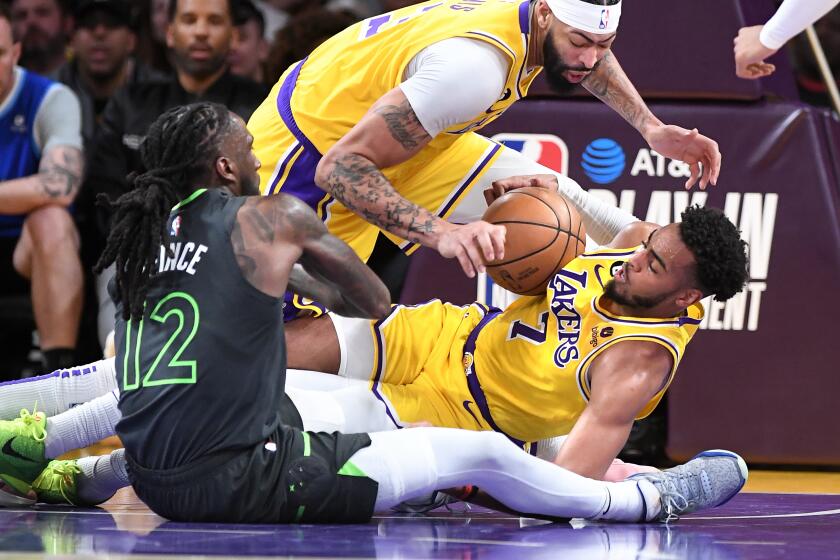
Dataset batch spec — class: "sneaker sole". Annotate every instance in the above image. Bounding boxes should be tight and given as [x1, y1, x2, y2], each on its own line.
[692, 449, 749, 506]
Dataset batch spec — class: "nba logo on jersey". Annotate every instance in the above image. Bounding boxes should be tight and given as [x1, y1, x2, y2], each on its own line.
[599, 9, 609, 30]
[490, 133, 569, 175]
[170, 215, 182, 237]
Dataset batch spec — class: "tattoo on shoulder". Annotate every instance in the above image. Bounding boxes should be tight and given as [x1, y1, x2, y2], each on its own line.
[39, 148, 82, 199]
[374, 100, 430, 151]
[230, 216, 259, 282]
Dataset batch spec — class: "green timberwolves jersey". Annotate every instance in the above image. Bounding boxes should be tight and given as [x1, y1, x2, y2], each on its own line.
[114, 189, 286, 470]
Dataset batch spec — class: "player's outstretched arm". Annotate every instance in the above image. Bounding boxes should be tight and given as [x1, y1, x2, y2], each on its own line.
[232, 194, 390, 320]
[550, 341, 673, 479]
[582, 52, 720, 190]
[313, 87, 505, 277]
[735, 0, 839, 79]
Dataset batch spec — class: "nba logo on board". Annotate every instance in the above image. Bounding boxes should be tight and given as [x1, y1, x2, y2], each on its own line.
[490, 133, 569, 175]
[599, 9, 609, 30]
[170, 215, 181, 237]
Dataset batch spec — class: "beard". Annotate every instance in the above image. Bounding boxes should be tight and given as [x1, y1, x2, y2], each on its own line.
[542, 37, 600, 95]
[171, 47, 228, 81]
[20, 30, 67, 72]
[240, 173, 261, 197]
[603, 279, 670, 310]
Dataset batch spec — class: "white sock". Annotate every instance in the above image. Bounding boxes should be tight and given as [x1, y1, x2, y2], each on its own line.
[0, 358, 118, 418]
[347, 428, 652, 521]
[76, 448, 130, 505]
[44, 390, 121, 458]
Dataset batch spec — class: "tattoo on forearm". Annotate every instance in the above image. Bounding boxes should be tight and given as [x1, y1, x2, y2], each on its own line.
[39, 149, 82, 199]
[373, 100, 430, 151]
[326, 153, 436, 243]
[582, 52, 649, 132]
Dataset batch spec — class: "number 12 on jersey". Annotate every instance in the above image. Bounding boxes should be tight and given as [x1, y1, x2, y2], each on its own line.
[122, 291, 200, 391]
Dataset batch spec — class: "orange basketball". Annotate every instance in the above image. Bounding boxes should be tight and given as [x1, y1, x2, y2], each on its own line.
[483, 187, 586, 295]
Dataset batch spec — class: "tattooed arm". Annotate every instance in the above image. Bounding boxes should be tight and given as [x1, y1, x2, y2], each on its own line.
[583, 52, 721, 190]
[0, 145, 84, 214]
[232, 193, 390, 319]
[314, 87, 506, 277]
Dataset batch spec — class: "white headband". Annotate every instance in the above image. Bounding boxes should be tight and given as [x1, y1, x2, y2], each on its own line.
[544, 0, 621, 35]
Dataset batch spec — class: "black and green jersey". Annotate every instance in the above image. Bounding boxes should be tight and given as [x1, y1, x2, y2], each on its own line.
[114, 189, 286, 470]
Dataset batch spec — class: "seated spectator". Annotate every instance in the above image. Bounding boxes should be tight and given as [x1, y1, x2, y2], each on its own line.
[265, 7, 359, 85]
[57, 0, 163, 147]
[83, 0, 267, 348]
[9, 0, 72, 78]
[134, 0, 173, 75]
[0, 4, 84, 373]
[229, 0, 269, 85]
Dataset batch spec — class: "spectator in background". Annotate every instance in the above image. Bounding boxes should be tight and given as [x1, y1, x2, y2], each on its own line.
[83, 0, 267, 349]
[134, 0, 172, 75]
[229, 0, 269, 84]
[265, 7, 358, 85]
[57, 0, 162, 147]
[733, 0, 839, 79]
[9, 0, 72, 78]
[0, 4, 84, 373]
[252, 0, 287, 41]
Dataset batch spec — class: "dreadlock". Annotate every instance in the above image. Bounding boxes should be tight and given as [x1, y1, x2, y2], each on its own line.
[94, 102, 233, 320]
[679, 205, 749, 302]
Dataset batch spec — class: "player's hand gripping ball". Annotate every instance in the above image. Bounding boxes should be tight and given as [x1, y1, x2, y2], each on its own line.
[482, 187, 586, 295]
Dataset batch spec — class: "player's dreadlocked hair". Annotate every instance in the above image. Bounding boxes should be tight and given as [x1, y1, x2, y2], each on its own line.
[93, 102, 233, 321]
[679, 205, 749, 302]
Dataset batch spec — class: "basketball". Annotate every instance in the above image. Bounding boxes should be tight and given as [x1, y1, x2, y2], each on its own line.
[482, 187, 586, 295]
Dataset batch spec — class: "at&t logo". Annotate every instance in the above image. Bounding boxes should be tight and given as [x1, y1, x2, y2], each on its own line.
[581, 138, 625, 184]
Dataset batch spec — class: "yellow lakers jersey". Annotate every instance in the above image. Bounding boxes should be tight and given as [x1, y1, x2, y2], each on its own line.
[288, 0, 540, 154]
[470, 246, 705, 443]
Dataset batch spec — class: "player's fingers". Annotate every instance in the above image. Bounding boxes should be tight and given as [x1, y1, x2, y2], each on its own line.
[491, 176, 527, 192]
[490, 225, 506, 261]
[685, 162, 701, 190]
[699, 159, 711, 190]
[462, 237, 486, 275]
[453, 245, 475, 278]
[710, 147, 722, 186]
[483, 188, 495, 206]
[474, 229, 497, 263]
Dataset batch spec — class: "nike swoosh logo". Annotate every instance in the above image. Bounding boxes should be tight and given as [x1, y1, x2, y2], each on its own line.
[2, 437, 38, 464]
[462, 400, 480, 424]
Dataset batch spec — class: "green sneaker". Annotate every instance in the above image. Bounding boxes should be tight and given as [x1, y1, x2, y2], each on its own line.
[32, 460, 83, 506]
[0, 408, 48, 498]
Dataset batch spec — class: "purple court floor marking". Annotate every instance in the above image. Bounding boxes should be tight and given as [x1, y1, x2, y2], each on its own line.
[0, 493, 839, 559]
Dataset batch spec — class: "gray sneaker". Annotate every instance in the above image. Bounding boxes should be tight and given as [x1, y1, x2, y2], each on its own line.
[630, 449, 748, 523]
